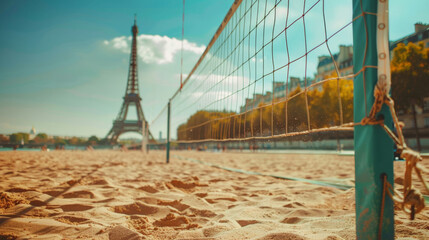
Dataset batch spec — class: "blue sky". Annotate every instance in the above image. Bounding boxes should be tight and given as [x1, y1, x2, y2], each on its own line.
[0, 0, 428, 138]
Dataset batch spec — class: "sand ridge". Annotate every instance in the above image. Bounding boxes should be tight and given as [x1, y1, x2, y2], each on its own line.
[0, 150, 428, 239]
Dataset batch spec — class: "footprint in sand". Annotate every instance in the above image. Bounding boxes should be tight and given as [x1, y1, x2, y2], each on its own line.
[170, 180, 197, 189]
[258, 232, 306, 240]
[157, 199, 190, 211]
[65, 179, 80, 186]
[55, 216, 90, 225]
[6, 187, 33, 193]
[63, 190, 95, 199]
[208, 178, 224, 183]
[113, 202, 158, 215]
[170, 179, 208, 190]
[205, 197, 237, 204]
[108, 225, 141, 240]
[281, 216, 302, 224]
[43, 190, 64, 197]
[188, 207, 217, 218]
[194, 192, 208, 198]
[88, 178, 109, 185]
[138, 185, 158, 193]
[231, 185, 247, 191]
[153, 213, 189, 227]
[283, 202, 304, 208]
[93, 198, 115, 203]
[29, 200, 46, 206]
[236, 219, 260, 227]
[60, 204, 93, 212]
[202, 225, 234, 238]
[271, 196, 290, 201]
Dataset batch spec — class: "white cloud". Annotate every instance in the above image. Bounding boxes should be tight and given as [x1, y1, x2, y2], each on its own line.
[104, 36, 129, 50]
[104, 34, 205, 64]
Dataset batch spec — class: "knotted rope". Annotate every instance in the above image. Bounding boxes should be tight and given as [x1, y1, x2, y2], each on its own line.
[362, 79, 428, 220]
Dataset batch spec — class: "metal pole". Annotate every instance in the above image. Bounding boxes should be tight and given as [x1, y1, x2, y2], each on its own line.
[142, 121, 147, 154]
[166, 100, 171, 163]
[353, 0, 394, 239]
[146, 121, 149, 153]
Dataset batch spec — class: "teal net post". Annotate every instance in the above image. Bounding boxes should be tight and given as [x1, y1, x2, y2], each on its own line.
[166, 100, 171, 163]
[353, 0, 394, 239]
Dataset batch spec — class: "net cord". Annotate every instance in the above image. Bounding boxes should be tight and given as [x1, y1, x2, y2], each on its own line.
[171, 0, 244, 101]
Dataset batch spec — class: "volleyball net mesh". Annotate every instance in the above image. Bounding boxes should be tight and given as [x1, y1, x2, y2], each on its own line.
[152, 0, 359, 144]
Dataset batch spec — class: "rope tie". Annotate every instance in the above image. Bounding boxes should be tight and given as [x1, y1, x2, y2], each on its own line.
[404, 189, 425, 217]
[361, 83, 388, 126]
[360, 117, 384, 126]
[369, 82, 387, 119]
[384, 176, 425, 220]
[365, 82, 429, 220]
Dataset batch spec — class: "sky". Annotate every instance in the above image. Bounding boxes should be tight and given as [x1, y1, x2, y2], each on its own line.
[0, 0, 428, 139]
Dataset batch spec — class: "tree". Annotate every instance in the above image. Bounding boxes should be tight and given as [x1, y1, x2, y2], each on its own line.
[55, 138, 67, 145]
[9, 134, 18, 144]
[9, 133, 29, 144]
[391, 42, 429, 151]
[87, 135, 99, 145]
[286, 86, 307, 132]
[0, 134, 9, 144]
[177, 123, 187, 140]
[69, 137, 83, 145]
[36, 133, 48, 139]
[177, 110, 235, 140]
[34, 133, 48, 144]
[308, 74, 354, 129]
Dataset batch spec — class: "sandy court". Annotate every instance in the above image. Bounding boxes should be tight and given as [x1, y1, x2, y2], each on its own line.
[0, 150, 428, 240]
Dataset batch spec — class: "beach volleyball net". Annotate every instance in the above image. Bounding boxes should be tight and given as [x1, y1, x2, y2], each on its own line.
[148, 0, 428, 238]
[150, 0, 360, 147]
[170, 0, 356, 144]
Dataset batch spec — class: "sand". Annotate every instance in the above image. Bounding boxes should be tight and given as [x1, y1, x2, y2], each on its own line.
[0, 150, 428, 240]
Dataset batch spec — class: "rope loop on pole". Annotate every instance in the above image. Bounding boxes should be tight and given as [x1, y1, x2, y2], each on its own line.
[362, 72, 428, 220]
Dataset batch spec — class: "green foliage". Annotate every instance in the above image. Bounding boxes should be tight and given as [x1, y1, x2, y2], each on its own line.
[88, 136, 99, 142]
[54, 138, 67, 145]
[68, 137, 86, 145]
[97, 138, 110, 145]
[177, 111, 234, 140]
[391, 42, 429, 111]
[308, 78, 354, 129]
[87, 135, 99, 145]
[9, 133, 29, 144]
[34, 133, 49, 144]
[2, 133, 103, 146]
[36, 133, 48, 139]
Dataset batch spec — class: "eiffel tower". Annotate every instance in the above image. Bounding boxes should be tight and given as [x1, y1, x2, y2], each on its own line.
[106, 17, 153, 143]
